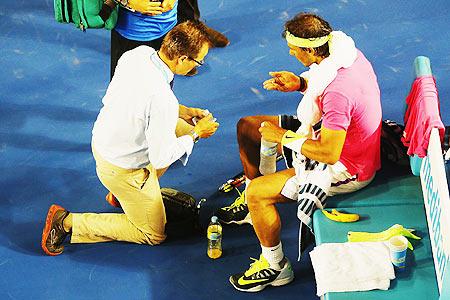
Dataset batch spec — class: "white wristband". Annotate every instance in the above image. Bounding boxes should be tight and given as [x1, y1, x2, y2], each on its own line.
[284, 137, 307, 154]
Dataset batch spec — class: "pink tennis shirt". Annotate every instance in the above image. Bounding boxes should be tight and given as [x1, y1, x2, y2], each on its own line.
[319, 50, 382, 181]
[402, 76, 445, 158]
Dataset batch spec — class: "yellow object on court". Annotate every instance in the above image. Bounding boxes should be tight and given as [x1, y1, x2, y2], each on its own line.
[321, 209, 360, 223]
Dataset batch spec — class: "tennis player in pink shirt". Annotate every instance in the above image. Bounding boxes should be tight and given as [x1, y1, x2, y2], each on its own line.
[222, 13, 382, 292]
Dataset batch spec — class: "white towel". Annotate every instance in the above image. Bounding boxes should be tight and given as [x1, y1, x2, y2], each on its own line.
[291, 31, 357, 189]
[310, 242, 395, 297]
[295, 160, 345, 222]
[287, 31, 358, 259]
[296, 31, 357, 137]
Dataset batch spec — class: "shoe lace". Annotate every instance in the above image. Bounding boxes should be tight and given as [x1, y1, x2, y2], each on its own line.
[244, 255, 270, 277]
[222, 189, 246, 211]
[50, 229, 57, 245]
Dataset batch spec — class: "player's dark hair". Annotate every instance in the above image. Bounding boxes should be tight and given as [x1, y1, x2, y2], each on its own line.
[283, 13, 333, 57]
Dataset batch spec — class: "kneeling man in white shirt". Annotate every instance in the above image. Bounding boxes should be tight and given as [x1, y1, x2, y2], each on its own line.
[41, 20, 219, 256]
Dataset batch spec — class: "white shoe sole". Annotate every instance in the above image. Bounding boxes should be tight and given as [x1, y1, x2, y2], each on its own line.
[229, 273, 294, 292]
[221, 213, 253, 225]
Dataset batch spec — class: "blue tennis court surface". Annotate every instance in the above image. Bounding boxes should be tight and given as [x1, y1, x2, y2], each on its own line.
[0, 0, 449, 299]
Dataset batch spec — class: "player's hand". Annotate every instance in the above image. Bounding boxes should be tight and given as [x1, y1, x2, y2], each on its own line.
[258, 121, 286, 143]
[194, 114, 219, 139]
[128, 0, 163, 15]
[161, 0, 176, 12]
[263, 71, 301, 92]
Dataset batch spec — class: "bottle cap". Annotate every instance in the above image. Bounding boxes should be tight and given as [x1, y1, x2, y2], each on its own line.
[211, 216, 218, 223]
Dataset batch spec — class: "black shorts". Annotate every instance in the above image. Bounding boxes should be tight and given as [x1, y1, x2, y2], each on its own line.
[279, 115, 321, 168]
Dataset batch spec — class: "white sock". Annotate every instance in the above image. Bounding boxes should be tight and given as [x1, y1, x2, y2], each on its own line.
[245, 177, 251, 187]
[261, 242, 284, 270]
[243, 178, 251, 204]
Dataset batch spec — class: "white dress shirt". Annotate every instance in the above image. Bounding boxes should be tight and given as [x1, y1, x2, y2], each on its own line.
[92, 46, 194, 169]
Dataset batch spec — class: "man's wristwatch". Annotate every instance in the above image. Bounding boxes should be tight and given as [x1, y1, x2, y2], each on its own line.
[190, 130, 200, 143]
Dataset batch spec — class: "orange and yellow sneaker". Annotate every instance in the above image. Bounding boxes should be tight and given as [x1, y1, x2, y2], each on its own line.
[105, 192, 121, 208]
[41, 204, 70, 256]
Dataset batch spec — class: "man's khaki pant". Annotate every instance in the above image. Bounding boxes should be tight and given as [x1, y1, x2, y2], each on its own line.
[71, 119, 193, 245]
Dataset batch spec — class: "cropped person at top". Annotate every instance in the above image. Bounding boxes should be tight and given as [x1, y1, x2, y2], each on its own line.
[106, 0, 229, 78]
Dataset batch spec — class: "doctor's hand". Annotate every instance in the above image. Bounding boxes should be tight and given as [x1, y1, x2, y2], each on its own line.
[179, 105, 213, 125]
[193, 115, 219, 139]
[128, 0, 163, 15]
[258, 121, 286, 144]
[263, 71, 302, 92]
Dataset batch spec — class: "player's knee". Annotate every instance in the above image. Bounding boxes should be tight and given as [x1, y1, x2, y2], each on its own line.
[139, 229, 166, 245]
[246, 180, 262, 211]
[237, 116, 259, 145]
[238, 116, 261, 137]
[237, 117, 252, 138]
[149, 237, 165, 246]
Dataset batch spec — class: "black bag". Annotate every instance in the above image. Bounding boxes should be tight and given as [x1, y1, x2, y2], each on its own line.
[443, 126, 450, 156]
[444, 126, 450, 188]
[161, 188, 203, 239]
[380, 120, 409, 167]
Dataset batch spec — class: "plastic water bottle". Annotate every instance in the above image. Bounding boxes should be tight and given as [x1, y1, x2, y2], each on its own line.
[207, 216, 222, 259]
[259, 138, 277, 175]
[192, 109, 216, 124]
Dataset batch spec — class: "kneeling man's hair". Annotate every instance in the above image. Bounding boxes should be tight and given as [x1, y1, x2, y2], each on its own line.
[162, 20, 212, 60]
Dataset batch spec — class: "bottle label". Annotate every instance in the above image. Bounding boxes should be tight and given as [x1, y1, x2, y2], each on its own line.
[261, 145, 277, 156]
[208, 232, 221, 240]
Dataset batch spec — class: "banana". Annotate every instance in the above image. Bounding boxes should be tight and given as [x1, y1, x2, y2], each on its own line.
[321, 209, 360, 222]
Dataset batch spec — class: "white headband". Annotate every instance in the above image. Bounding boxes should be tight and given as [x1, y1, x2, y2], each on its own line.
[285, 31, 331, 48]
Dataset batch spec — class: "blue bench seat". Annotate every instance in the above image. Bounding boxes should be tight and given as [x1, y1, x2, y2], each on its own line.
[328, 165, 423, 208]
[312, 204, 438, 300]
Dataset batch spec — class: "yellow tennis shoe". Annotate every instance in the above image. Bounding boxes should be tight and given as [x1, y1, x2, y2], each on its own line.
[229, 254, 294, 292]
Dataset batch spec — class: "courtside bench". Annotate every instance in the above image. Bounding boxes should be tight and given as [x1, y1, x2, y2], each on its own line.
[327, 163, 423, 209]
[313, 204, 438, 300]
[312, 129, 449, 300]
[311, 56, 450, 300]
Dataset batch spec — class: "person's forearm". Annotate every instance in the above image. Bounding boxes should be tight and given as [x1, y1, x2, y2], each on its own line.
[104, 0, 117, 9]
[146, 132, 194, 169]
[99, 0, 117, 22]
[301, 139, 339, 164]
[178, 104, 189, 119]
[282, 130, 338, 164]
